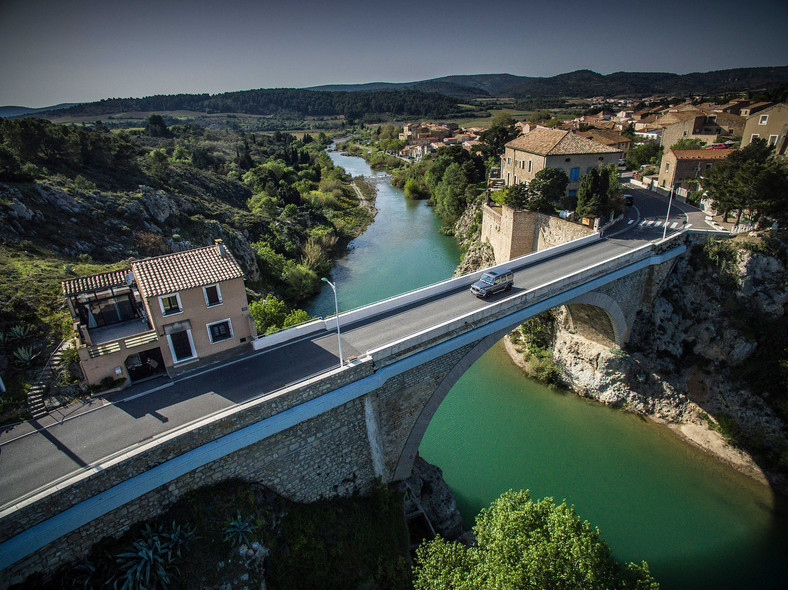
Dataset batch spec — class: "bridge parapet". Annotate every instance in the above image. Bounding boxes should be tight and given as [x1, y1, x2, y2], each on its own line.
[367, 234, 686, 368]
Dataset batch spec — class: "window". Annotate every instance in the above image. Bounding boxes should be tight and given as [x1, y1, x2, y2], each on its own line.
[683, 130, 688, 136]
[159, 293, 182, 316]
[528, 160, 532, 172]
[665, 162, 670, 171]
[769, 135, 779, 146]
[207, 319, 233, 343]
[705, 163, 713, 169]
[570, 167, 580, 182]
[168, 330, 195, 362]
[751, 134, 760, 141]
[203, 284, 222, 307]
[759, 114, 769, 125]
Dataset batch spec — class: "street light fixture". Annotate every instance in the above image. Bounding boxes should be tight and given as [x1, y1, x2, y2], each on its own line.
[321, 277, 344, 368]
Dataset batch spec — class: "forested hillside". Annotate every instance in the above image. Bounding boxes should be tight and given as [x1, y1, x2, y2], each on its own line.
[0, 117, 372, 419]
[40, 89, 462, 121]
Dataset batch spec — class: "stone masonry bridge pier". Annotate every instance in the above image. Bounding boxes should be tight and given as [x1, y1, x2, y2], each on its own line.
[0, 232, 686, 584]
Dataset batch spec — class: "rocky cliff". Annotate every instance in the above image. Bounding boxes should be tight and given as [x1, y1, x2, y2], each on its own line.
[547, 233, 788, 490]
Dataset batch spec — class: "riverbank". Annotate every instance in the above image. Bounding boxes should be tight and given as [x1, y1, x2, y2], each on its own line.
[502, 336, 771, 487]
[495, 230, 788, 497]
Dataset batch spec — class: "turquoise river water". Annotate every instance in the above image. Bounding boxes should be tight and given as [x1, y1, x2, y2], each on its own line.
[306, 150, 788, 590]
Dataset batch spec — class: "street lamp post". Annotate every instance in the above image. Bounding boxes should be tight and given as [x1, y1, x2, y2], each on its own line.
[662, 186, 675, 240]
[321, 277, 344, 368]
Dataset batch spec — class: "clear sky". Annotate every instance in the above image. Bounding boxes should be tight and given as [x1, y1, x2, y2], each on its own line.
[1, 0, 787, 107]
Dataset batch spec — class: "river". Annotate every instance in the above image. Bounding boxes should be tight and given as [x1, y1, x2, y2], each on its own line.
[307, 150, 788, 590]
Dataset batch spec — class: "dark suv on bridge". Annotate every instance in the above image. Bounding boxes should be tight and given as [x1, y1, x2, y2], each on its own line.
[470, 269, 514, 298]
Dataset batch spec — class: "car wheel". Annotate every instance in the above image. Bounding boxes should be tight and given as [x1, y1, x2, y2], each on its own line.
[484, 291, 490, 299]
[505, 283, 512, 291]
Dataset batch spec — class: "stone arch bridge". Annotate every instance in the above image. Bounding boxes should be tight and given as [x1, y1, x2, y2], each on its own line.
[0, 232, 686, 583]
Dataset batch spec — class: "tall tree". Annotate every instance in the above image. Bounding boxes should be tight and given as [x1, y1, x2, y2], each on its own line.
[530, 167, 569, 210]
[576, 168, 603, 218]
[703, 138, 788, 225]
[414, 490, 659, 590]
[476, 112, 520, 162]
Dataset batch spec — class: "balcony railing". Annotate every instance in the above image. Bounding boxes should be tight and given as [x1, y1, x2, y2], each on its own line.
[86, 330, 158, 359]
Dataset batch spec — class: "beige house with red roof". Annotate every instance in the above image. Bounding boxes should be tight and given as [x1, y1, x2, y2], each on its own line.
[657, 148, 736, 191]
[62, 240, 256, 387]
[501, 127, 621, 199]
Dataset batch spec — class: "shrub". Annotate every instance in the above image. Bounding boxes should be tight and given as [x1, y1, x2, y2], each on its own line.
[13, 345, 38, 367]
[224, 511, 257, 547]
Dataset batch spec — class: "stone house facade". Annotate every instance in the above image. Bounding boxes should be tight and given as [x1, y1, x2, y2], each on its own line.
[63, 240, 256, 387]
[658, 111, 744, 149]
[740, 102, 788, 158]
[657, 148, 736, 190]
[500, 127, 621, 199]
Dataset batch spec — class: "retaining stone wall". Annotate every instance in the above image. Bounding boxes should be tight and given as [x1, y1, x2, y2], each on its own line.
[0, 361, 375, 544]
[481, 204, 593, 264]
[3, 396, 375, 586]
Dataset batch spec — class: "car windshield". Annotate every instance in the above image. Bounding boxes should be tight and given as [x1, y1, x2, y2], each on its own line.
[480, 274, 494, 284]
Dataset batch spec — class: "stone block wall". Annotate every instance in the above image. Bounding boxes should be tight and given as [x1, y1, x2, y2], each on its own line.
[481, 203, 593, 264]
[0, 361, 375, 545]
[3, 395, 376, 586]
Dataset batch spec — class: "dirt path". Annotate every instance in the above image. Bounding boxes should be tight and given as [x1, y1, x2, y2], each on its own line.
[351, 181, 377, 216]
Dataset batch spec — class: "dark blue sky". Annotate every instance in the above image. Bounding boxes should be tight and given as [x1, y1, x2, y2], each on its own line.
[1, 0, 787, 107]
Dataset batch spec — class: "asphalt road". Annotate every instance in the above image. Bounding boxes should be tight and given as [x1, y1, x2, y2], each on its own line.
[0, 191, 685, 508]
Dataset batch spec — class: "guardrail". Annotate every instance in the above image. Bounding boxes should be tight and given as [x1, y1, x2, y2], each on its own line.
[252, 233, 602, 353]
[364, 234, 686, 365]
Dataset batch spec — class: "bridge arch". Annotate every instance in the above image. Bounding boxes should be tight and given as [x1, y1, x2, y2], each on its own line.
[563, 292, 629, 347]
[390, 294, 627, 481]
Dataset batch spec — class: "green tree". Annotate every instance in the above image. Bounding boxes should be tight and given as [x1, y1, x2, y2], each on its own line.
[404, 178, 428, 199]
[249, 294, 287, 334]
[702, 138, 788, 225]
[144, 114, 170, 138]
[529, 167, 568, 211]
[503, 183, 531, 210]
[575, 168, 603, 218]
[414, 490, 659, 590]
[626, 142, 662, 169]
[670, 138, 706, 150]
[477, 112, 520, 162]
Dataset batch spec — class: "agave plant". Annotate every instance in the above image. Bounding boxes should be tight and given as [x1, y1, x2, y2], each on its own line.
[8, 324, 31, 341]
[67, 558, 96, 590]
[113, 534, 175, 590]
[223, 511, 257, 547]
[13, 345, 38, 367]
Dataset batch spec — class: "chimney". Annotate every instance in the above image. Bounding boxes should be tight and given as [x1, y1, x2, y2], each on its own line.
[215, 239, 226, 257]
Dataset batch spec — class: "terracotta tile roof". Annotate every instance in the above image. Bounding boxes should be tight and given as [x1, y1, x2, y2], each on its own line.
[132, 243, 244, 298]
[506, 128, 619, 156]
[669, 149, 736, 160]
[62, 269, 131, 296]
[575, 129, 631, 146]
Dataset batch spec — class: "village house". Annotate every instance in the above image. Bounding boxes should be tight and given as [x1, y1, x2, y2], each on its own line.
[740, 102, 788, 158]
[575, 128, 632, 153]
[657, 148, 736, 191]
[500, 127, 621, 199]
[658, 109, 745, 149]
[62, 240, 256, 387]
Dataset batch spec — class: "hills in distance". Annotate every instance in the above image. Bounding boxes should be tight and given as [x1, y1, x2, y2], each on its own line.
[309, 66, 788, 99]
[4, 66, 786, 121]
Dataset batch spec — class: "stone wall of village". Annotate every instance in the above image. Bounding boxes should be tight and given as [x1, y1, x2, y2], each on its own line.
[480, 203, 594, 264]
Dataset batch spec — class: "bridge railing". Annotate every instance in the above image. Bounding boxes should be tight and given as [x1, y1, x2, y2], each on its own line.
[251, 233, 602, 352]
[364, 233, 686, 365]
